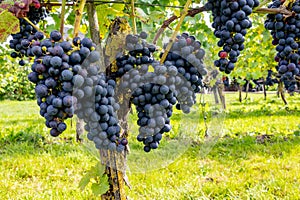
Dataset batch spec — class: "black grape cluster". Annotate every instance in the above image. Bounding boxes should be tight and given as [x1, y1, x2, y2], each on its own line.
[265, 70, 279, 86]
[131, 83, 175, 152]
[9, 19, 41, 65]
[9, 5, 48, 65]
[162, 33, 207, 92]
[112, 32, 208, 152]
[161, 32, 207, 112]
[114, 31, 156, 79]
[118, 59, 201, 151]
[265, 0, 300, 92]
[205, 0, 259, 73]
[28, 30, 96, 137]
[27, 4, 49, 24]
[74, 58, 127, 152]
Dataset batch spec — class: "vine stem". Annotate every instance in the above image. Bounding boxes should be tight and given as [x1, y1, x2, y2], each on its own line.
[23, 17, 49, 37]
[59, 0, 67, 41]
[87, 2, 101, 44]
[159, 0, 193, 64]
[131, 0, 137, 34]
[41, 1, 188, 8]
[73, 0, 87, 37]
[254, 7, 294, 16]
[153, 6, 294, 44]
[153, 7, 207, 44]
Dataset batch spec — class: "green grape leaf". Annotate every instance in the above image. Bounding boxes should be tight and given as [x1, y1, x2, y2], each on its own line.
[66, 7, 75, 25]
[0, 10, 20, 42]
[91, 179, 109, 196]
[148, 11, 165, 22]
[139, 0, 155, 3]
[135, 7, 149, 21]
[79, 171, 93, 191]
[79, 162, 108, 193]
[95, 162, 106, 176]
[111, 3, 125, 16]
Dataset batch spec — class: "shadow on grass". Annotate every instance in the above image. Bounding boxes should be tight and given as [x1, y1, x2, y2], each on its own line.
[190, 100, 299, 122]
[189, 135, 300, 162]
[0, 128, 78, 157]
[0, 128, 45, 145]
[225, 108, 299, 120]
[0, 118, 44, 124]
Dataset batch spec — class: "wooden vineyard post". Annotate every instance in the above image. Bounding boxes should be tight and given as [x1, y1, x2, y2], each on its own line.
[212, 85, 220, 104]
[217, 83, 226, 110]
[238, 84, 243, 103]
[76, 118, 84, 143]
[278, 81, 288, 105]
[263, 79, 267, 100]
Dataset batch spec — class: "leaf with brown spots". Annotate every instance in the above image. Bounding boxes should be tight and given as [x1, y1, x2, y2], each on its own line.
[0, 9, 20, 42]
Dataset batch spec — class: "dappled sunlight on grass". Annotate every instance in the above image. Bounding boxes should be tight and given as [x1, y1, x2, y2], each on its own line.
[0, 93, 299, 199]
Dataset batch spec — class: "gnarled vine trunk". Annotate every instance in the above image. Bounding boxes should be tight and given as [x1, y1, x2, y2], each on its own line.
[86, 3, 129, 199]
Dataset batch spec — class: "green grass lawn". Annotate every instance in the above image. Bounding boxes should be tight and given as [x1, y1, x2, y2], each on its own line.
[0, 93, 299, 199]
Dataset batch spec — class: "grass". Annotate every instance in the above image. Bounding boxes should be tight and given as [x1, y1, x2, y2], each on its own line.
[0, 92, 299, 199]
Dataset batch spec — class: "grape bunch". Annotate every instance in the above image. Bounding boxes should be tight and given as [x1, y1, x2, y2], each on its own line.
[114, 31, 156, 79]
[73, 56, 127, 152]
[28, 30, 96, 137]
[9, 4, 49, 65]
[265, 0, 300, 92]
[265, 70, 279, 86]
[9, 19, 41, 65]
[112, 32, 208, 152]
[162, 32, 207, 93]
[160, 33, 207, 112]
[27, 4, 49, 24]
[7, 0, 41, 18]
[118, 59, 201, 151]
[205, 0, 259, 74]
[131, 83, 175, 152]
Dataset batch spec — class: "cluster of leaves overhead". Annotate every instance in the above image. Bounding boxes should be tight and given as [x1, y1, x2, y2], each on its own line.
[0, 46, 35, 100]
[0, 0, 287, 100]
[135, 0, 192, 41]
[96, 3, 127, 39]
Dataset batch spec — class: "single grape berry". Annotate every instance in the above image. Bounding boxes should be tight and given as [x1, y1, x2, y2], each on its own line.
[219, 51, 228, 58]
[140, 31, 148, 39]
[50, 30, 62, 42]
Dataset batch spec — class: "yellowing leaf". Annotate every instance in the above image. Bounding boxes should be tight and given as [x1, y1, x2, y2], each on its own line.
[0, 10, 20, 42]
[174, 9, 181, 17]
[79, 24, 88, 34]
[112, 3, 125, 16]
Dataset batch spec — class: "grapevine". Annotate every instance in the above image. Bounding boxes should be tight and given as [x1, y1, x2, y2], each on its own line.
[265, 0, 300, 92]
[113, 31, 207, 152]
[205, 0, 260, 74]
[7, 1, 49, 65]
[0, 0, 300, 198]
